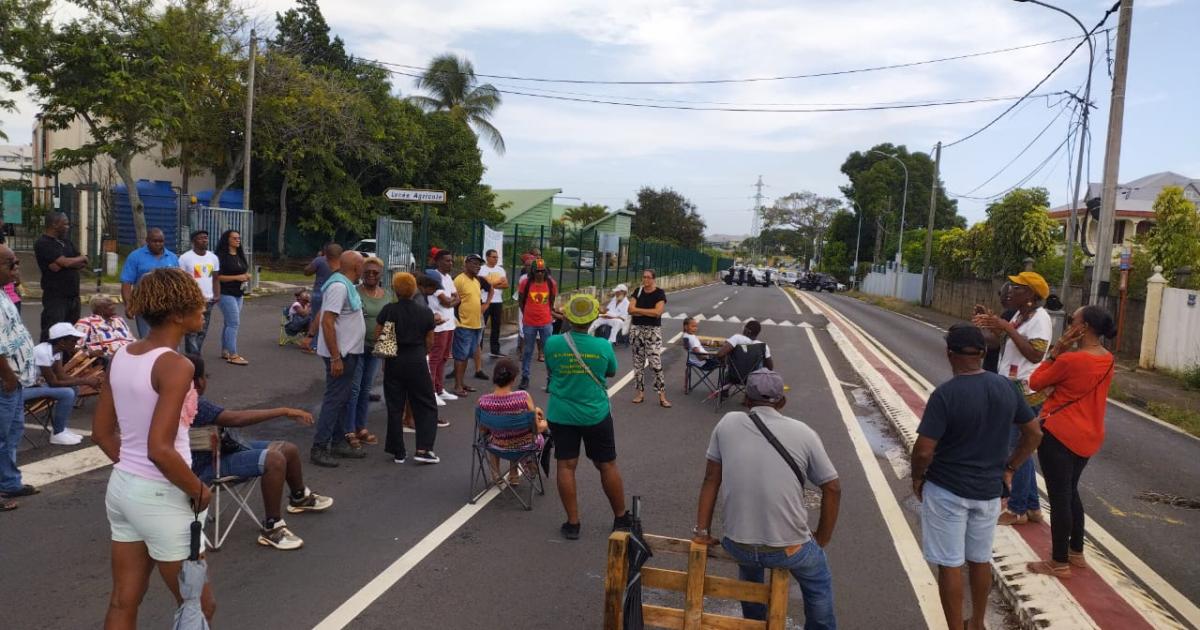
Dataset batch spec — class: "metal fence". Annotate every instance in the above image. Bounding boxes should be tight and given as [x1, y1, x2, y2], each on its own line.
[375, 217, 414, 271]
[181, 205, 255, 288]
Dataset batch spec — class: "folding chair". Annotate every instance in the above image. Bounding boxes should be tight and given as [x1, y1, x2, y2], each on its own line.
[189, 426, 261, 550]
[22, 398, 54, 448]
[712, 343, 766, 410]
[469, 408, 545, 510]
[63, 352, 103, 408]
[681, 338, 720, 396]
[278, 307, 306, 346]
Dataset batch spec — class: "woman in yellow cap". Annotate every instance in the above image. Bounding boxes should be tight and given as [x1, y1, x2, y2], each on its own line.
[973, 270, 1051, 526]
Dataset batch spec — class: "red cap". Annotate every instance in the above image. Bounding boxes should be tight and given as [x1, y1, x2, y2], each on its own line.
[429, 246, 441, 260]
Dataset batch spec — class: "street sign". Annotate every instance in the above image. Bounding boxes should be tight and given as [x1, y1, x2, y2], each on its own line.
[598, 231, 620, 254]
[383, 188, 447, 203]
[1119, 248, 1131, 271]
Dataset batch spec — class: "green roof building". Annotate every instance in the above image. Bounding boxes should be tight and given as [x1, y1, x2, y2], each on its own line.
[580, 208, 636, 240]
[493, 189, 562, 234]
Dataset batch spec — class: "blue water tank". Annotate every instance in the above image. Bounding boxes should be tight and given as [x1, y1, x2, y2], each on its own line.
[193, 189, 244, 209]
[114, 180, 178, 247]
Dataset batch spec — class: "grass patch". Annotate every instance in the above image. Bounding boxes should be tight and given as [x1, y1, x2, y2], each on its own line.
[846, 290, 916, 313]
[1145, 402, 1200, 437]
[257, 269, 309, 284]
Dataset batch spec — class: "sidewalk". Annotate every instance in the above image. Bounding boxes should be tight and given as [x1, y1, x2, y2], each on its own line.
[843, 291, 1200, 437]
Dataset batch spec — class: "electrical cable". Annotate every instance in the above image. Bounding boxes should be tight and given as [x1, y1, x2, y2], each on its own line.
[956, 98, 1071, 196]
[947, 123, 1076, 200]
[373, 32, 1104, 85]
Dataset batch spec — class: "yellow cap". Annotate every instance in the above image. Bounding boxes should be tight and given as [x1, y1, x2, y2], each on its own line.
[1007, 271, 1049, 300]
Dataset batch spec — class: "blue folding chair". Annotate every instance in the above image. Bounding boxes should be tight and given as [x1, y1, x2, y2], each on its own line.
[469, 408, 545, 510]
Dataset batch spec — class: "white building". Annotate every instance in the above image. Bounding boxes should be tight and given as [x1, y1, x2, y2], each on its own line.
[1048, 171, 1200, 253]
[0, 144, 33, 179]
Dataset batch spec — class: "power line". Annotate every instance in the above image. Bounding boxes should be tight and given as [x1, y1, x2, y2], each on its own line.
[955, 94, 1073, 196]
[947, 124, 1076, 200]
[374, 32, 1104, 86]
[943, 4, 1119, 149]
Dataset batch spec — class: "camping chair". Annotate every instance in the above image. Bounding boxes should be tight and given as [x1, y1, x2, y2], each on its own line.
[189, 426, 260, 550]
[278, 307, 306, 346]
[469, 408, 545, 510]
[682, 338, 720, 396]
[22, 397, 55, 448]
[63, 352, 103, 408]
[712, 343, 767, 410]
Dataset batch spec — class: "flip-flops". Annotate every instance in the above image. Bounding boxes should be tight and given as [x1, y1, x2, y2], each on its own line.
[225, 354, 249, 366]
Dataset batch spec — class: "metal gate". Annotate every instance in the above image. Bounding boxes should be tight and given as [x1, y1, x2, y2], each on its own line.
[182, 206, 254, 286]
[376, 217, 414, 271]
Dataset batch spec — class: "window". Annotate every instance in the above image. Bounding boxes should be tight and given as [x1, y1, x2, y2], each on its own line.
[1136, 221, 1153, 236]
[1113, 220, 1126, 244]
[1185, 188, 1199, 203]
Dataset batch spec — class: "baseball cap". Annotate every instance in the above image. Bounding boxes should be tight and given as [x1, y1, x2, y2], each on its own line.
[532, 258, 547, 271]
[189, 229, 208, 241]
[613, 283, 628, 294]
[49, 322, 85, 341]
[429, 246, 441, 260]
[945, 323, 986, 356]
[745, 368, 785, 403]
[465, 253, 484, 263]
[564, 294, 600, 325]
[1007, 271, 1049, 300]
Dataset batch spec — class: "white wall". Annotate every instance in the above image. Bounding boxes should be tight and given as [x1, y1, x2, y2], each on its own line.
[861, 266, 925, 302]
[1155, 287, 1200, 371]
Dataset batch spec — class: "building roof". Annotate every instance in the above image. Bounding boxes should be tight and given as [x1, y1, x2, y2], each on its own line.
[579, 208, 635, 232]
[1048, 171, 1199, 217]
[493, 189, 562, 221]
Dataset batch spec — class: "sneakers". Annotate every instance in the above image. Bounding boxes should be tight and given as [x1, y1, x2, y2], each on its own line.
[436, 419, 451, 428]
[560, 522, 581, 540]
[286, 487, 333, 513]
[309, 446, 339, 468]
[393, 455, 406, 464]
[438, 391, 458, 401]
[49, 430, 84, 446]
[402, 426, 416, 433]
[612, 511, 634, 532]
[413, 451, 441, 464]
[998, 511, 1028, 526]
[258, 520, 303, 550]
[436, 396, 446, 407]
[331, 441, 367, 459]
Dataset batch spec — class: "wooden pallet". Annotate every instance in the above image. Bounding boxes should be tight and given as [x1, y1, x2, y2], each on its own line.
[603, 532, 791, 630]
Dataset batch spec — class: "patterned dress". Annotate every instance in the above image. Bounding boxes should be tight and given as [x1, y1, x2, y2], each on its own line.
[477, 391, 543, 452]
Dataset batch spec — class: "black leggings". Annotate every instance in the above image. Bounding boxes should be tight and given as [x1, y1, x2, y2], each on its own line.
[1037, 430, 1090, 562]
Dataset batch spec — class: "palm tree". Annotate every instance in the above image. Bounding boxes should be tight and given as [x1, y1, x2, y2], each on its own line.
[409, 54, 505, 155]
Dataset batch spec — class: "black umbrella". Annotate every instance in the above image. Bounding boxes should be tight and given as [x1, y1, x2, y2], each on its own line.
[622, 496, 653, 630]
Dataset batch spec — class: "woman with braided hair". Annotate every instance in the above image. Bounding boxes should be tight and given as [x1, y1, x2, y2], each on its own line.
[91, 267, 213, 628]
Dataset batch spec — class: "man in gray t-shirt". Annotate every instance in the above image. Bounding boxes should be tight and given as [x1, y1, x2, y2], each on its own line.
[311, 251, 366, 468]
[693, 369, 841, 625]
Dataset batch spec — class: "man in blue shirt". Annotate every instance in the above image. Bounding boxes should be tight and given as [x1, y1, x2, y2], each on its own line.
[120, 227, 179, 337]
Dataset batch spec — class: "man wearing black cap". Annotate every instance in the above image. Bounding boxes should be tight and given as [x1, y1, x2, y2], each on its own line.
[911, 323, 1041, 630]
[178, 229, 221, 354]
[692, 368, 841, 626]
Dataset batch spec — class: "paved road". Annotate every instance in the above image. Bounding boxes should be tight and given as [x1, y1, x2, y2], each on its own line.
[809, 291, 1200, 608]
[3, 284, 964, 629]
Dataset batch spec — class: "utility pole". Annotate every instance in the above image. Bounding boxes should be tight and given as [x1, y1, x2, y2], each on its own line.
[242, 30, 257, 285]
[751, 175, 765, 262]
[921, 142, 941, 306]
[1090, 0, 1133, 306]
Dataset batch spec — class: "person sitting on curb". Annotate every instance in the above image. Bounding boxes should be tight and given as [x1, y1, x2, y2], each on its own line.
[692, 368, 841, 626]
[184, 354, 333, 550]
[24, 322, 101, 445]
[74, 295, 135, 362]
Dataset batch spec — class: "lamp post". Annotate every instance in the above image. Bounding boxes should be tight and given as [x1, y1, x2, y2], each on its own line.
[1014, 0, 1095, 307]
[851, 200, 864, 289]
[871, 150, 908, 298]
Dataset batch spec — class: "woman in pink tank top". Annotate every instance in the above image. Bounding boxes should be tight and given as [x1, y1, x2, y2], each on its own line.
[91, 267, 210, 629]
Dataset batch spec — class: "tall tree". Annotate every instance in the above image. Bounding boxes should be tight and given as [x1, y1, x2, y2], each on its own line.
[563, 203, 609, 227]
[273, 0, 351, 71]
[760, 191, 842, 264]
[1144, 186, 1200, 284]
[409, 54, 505, 155]
[982, 187, 1058, 276]
[626, 187, 706, 249]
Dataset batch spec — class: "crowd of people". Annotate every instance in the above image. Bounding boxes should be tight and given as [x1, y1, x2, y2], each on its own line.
[0, 215, 1124, 628]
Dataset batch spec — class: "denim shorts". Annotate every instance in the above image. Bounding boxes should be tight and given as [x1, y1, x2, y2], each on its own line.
[452, 327, 484, 361]
[106, 468, 207, 562]
[194, 441, 271, 484]
[921, 480, 1002, 567]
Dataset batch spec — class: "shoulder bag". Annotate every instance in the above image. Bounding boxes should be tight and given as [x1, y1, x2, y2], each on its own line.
[1037, 355, 1114, 421]
[749, 411, 805, 489]
[373, 308, 398, 358]
[562, 332, 606, 391]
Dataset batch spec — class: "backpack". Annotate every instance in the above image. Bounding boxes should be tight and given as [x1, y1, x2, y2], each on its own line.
[520, 276, 557, 312]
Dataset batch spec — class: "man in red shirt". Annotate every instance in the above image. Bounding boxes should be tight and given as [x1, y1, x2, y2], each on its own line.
[517, 259, 558, 391]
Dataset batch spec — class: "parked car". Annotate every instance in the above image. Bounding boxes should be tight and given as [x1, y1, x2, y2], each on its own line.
[779, 270, 799, 285]
[798, 272, 838, 292]
[563, 247, 595, 269]
[349, 238, 376, 254]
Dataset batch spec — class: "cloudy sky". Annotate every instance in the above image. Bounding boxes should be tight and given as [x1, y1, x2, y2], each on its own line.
[3, 0, 1194, 235]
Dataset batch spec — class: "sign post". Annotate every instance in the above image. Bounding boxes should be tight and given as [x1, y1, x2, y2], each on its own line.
[1116, 248, 1132, 352]
[383, 188, 447, 268]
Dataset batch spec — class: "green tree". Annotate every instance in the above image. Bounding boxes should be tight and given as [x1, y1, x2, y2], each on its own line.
[563, 203, 609, 227]
[1144, 186, 1200, 284]
[982, 187, 1059, 276]
[273, 0, 351, 71]
[409, 54, 505, 155]
[626, 187, 706, 250]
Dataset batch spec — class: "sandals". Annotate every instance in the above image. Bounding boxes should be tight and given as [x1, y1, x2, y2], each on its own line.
[1068, 551, 1088, 569]
[225, 354, 249, 366]
[345, 432, 362, 449]
[0, 498, 17, 512]
[1027, 560, 1072, 579]
[355, 428, 378, 446]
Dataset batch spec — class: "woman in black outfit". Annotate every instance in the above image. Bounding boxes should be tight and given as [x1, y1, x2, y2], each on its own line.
[215, 229, 250, 366]
[376, 272, 441, 465]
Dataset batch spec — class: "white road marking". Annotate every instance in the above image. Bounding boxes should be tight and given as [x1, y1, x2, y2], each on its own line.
[708, 315, 724, 322]
[24, 423, 93, 436]
[21, 446, 112, 488]
[316, 331, 685, 629]
[801, 325, 947, 630]
[726, 315, 741, 323]
[761, 318, 777, 326]
[780, 285, 803, 315]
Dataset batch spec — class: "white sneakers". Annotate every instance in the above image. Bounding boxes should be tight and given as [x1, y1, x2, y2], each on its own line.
[49, 429, 84, 446]
[437, 391, 458, 401]
[436, 396, 446, 407]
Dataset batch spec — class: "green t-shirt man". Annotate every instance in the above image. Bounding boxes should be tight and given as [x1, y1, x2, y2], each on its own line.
[545, 331, 618, 426]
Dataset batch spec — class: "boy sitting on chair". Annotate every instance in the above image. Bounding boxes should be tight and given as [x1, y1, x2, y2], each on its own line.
[682, 317, 720, 372]
[717, 320, 774, 371]
[25, 323, 102, 445]
[184, 354, 333, 550]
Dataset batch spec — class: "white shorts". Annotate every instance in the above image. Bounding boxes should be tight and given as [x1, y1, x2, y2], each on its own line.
[921, 480, 1001, 567]
[106, 468, 206, 562]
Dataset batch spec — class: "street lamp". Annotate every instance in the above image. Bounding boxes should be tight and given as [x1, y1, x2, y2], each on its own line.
[1014, 0, 1095, 307]
[850, 200, 864, 288]
[870, 149, 909, 297]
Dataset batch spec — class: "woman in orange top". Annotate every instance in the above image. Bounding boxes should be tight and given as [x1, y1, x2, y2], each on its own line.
[1025, 305, 1116, 578]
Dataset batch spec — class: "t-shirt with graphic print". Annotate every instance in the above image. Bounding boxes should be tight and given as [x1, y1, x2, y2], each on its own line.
[518, 278, 554, 327]
[999, 306, 1052, 405]
[179, 250, 220, 301]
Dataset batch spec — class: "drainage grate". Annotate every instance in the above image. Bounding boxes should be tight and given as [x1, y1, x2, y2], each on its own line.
[1136, 491, 1200, 510]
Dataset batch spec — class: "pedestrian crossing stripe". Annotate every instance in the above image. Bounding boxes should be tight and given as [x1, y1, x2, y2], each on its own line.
[708, 315, 724, 322]
[779, 320, 795, 327]
[655, 313, 799, 327]
[694, 314, 705, 321]
[761, 318, 777, 325]
[726, 315, 741, 323]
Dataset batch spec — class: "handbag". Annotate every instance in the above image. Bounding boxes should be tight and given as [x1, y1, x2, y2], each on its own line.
[373, 322, 398, 358]
[749, 411, 806, 489]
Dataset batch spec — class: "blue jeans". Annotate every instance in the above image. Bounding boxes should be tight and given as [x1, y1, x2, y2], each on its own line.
[721, 538, 836, 628]
[1008, 410, 1041, 514]
[313, 354, 360, 448]
[184, 301, 215, 355]
[218, 294, 242, 355]
[520, 324, 554, 379]
[346, 353, 381, 433]
[21, 385, 76, 434]
[0, 385, 25, 492]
